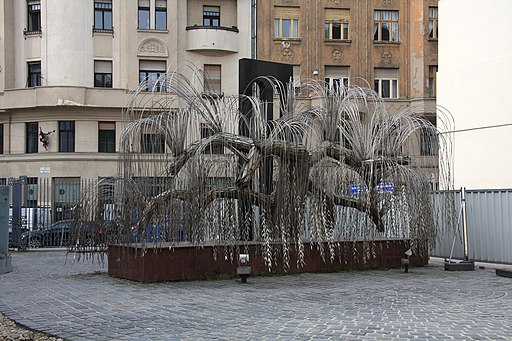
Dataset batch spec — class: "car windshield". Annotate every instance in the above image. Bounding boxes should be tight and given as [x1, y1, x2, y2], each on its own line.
[51, 221, 72, 231]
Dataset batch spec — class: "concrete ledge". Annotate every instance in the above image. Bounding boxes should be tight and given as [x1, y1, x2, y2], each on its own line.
[108, 241, 428, 282]
[496, 269, 512, 278]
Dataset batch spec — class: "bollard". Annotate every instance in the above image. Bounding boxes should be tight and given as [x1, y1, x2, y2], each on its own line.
[401, 249, 412, 273]
[237, 254, 251, 283]
[401, 257, 410, 273]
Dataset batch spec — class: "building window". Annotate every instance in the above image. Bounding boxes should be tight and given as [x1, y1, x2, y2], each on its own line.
[94, 60, 112, 88]
[429, 7, 438, 39]
[203, 6, 220, 27]
[0, 178, 5, 186]
[293, 65, 301, 96]
[420, 124, 438, 156]
[374, 68, 398, 99]
[94, 0, 112, 31]
[374, 10, 399, 42]
[139, 60, 166, 92]
[59, 121, 75, 152]
[141, 132, 165, 154]
[155, 0, 167, 30]
[201, 124, 223, 154]
[134, 177, 172, 199]
[428, 65, 437, 97]
[27, 61, 41, 87]
[138, 0, 150, 29]
[0, 123, 3, 155]
[325, 66, 349, 93]
[324, 9, 349, 40]
[204, 65, 221, 94]
[26, 122, 38, 153]
[274, 7, 300, 39]
[334, 127, 352, 150]
[27, 1, 41, 33]
[98, 122, 116, 153]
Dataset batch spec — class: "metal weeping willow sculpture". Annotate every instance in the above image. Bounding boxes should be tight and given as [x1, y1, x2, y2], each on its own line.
[70, 67, 454, 270]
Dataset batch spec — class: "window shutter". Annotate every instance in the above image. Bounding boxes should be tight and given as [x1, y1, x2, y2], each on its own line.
[325, 66, 349, 78]
[375, 68, 398, 78]
[275, 7, 300, 19]
[139, 60, 166, 71]
[94, 60, 112, 73]
[325, 9, 350, 22]
[139, 0, 150, 7]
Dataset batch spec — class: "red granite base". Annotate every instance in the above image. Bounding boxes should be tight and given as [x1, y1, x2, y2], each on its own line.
[108, 241, 428, 282]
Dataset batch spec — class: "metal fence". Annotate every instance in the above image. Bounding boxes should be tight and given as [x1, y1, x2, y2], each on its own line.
[431, 189, 512, 264]
[7, 176, 512, 259]
[7, 177, 106, 248]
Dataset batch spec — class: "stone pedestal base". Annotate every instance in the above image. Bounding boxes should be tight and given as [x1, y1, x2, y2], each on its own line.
[444, 260, 475, 271]
[108, 241, 428, 282]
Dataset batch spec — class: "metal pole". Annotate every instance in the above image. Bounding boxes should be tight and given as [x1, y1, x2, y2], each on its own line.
[461, 187, 469, 261]
[250, 0, 257, 59]
[448, 200, 464, 263]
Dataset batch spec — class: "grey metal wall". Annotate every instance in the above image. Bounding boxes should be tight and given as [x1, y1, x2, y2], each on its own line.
[431, 189, 512, 264]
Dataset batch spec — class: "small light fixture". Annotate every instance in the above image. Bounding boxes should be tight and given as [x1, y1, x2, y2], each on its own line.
[312, 68, 319, 76]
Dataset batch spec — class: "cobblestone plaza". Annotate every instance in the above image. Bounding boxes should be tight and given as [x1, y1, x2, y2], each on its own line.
[1, 251, 511, 340]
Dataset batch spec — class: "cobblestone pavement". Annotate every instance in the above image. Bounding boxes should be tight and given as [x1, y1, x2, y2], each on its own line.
[1, 251, 512, 340]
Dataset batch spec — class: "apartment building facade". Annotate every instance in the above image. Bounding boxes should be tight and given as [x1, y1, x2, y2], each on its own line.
[256, 0, 439, 179]
[0, 0, 438, 224]
[0, 0, 251, 181]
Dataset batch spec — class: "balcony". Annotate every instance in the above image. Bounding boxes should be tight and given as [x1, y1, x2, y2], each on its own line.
[185, 26, 239, 55]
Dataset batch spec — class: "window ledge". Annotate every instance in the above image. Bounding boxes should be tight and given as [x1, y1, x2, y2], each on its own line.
[137, 28, 169, 33]
[137, 29, 169, 33]
[428, 38, 438, 42]
[273, 38, 302, 43]
[373, 41, 400, 45]
[324, 39, 352, 45]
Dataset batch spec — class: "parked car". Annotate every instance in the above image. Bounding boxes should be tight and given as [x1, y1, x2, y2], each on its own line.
[21, 220, 100, 248]
[8, 224, 29, 249]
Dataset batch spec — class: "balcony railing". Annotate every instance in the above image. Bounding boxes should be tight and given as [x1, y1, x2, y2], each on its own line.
[23, 28, 42, 39]
[92, 26, 114, 37]
[185, 25, 239, 54]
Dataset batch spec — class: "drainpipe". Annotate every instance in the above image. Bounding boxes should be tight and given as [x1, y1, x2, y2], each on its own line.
[251, 0, 257, 59]
[8, 110, 11, 154]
